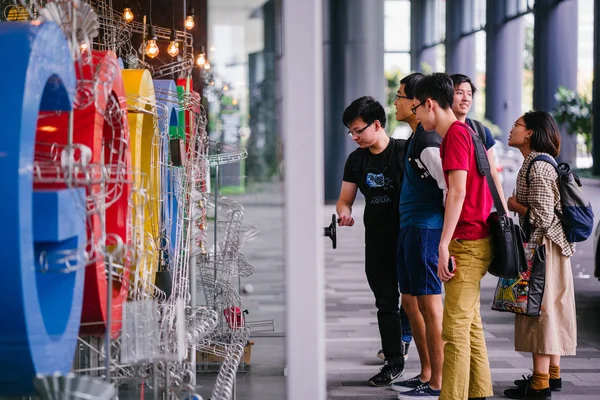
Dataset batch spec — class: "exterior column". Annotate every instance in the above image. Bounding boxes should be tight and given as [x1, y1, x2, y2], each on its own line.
[283, 0, 325, 398]
[323, 0, 384, 201]
[533, 0, 578, 164]
[485, 0, 524, 143]
[593, 0, 600, 174]
[445, 0, 476, 79]
[411, 0, 437, 71]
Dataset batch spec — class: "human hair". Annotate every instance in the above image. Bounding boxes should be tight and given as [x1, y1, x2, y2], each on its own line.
[342, 96, 386, 128]
[413, 73, 454, 110]
[522, 110, 561, 157]
[450, 73, 478, 94]
[400, 72, 424, 99]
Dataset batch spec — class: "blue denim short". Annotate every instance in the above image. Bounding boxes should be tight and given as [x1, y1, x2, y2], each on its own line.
[397, 226, 443, 296]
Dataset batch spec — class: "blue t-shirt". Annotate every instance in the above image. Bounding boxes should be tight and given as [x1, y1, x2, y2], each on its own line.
[399, 128, 444, 229]
[466, 118, 495, 150]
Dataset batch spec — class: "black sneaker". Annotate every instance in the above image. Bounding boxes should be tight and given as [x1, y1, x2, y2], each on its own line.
[396, 382, 441, 399]
[515, 375, 562, 391]
[402, 341, 410, 360]
[504, 382, 551, 399]
[368, 360, 404, 387]
[391, 375, 426, 392]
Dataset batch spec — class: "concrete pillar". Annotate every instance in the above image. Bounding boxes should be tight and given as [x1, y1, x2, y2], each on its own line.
[445, 0, 476, 80]
[323, 0, 385, 201]
[283, 0, 325, 398]
[593, 0, 600, 174]
[411, 0, 437, 72]
[533, 0, 578, 164]
[485, 0, 524, 143]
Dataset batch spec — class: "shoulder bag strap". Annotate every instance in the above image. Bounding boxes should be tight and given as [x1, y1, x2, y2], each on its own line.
[466, 125, 506, 217]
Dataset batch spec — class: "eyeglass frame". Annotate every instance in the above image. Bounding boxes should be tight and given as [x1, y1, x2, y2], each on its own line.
[347, 122, 373, 138]
[396, 94, 412, 100]
[411, 100, 427, 115]
[511, 121, 527, 131]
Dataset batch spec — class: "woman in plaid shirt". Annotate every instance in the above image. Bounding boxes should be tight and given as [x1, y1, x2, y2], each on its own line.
[504, 111, 576, 400]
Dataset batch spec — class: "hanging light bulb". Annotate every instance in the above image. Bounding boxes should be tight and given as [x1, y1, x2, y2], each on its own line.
[203, 60, 211, 70]
[223, 84, 229, 92]
[80, 42, 88, 52]
[196, 52, 206, 67]
[145, 26, 159, 58]
[123, 5, 134, 22]
[184, 15, 195, 30]
[185, 6, 196, 30]
[167, 30, 179, 57]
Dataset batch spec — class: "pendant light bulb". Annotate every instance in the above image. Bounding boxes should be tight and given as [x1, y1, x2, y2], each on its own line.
[184, 15, 195, 30]
[123, 7, 134, 22]
[167, 41, 179, 57]
[196, 53, 206, 67]
[145, 26, 159, 58]
[167, 30, 179, 57]
[203, 60, 211, 70]
[146, 39, 159, 58]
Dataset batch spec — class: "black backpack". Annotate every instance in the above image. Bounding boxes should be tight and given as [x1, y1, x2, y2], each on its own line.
[467, 118, 488, 145]
[525, 155, 594, 243]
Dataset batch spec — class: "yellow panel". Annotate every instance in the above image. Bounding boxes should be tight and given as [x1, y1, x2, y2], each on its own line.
[122, 69, 161, 292]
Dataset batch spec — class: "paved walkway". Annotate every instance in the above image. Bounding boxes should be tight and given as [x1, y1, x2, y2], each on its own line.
[325, 189, 600, 399]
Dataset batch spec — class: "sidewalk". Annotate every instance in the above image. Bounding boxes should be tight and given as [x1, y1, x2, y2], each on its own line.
[325, 202, 600, 400]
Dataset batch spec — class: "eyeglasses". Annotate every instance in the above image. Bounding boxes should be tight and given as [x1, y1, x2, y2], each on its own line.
[347, 122, 372, 138]
[411, 100, 427, 115]
[396, 94, 412, 100]
[511, 121, 527, 131]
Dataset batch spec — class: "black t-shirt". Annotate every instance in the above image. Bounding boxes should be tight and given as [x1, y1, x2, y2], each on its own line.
[342, 138, 404, 248]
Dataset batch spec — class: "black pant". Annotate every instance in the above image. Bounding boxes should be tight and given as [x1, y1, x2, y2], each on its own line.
[365, 243, 403, 364]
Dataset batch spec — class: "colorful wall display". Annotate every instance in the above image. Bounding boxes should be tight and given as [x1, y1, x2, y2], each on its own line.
[0, 21, 86, 395]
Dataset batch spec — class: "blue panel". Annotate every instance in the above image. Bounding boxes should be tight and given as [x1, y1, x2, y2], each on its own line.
[0, 21, 84, 395]
[153, 79, 181, 256]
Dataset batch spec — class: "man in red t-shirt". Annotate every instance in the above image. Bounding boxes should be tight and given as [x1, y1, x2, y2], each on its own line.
[412, 73, 494, 400]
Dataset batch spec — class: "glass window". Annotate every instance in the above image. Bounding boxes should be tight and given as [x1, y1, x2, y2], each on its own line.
[384, 0, 411, 52]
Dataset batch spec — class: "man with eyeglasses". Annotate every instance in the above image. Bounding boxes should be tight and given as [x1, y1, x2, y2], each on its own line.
[389, 72, 446, 399]
[412, 73, 493, 400]
[450, 73, 507, 213]
[336, 96, 406, 387]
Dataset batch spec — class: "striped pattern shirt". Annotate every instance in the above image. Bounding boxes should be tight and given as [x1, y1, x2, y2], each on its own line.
[516, 151, 575, 257]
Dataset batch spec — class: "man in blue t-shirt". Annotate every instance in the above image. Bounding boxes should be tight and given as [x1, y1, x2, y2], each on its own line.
[389, 73, 446, 399]
[450, 73, 508, 213]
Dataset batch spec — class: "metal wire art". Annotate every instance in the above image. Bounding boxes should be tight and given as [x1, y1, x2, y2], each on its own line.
[5, 1, 257, 398]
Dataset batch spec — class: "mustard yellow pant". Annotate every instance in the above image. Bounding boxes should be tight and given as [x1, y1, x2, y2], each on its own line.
[440, 236, 494, 400]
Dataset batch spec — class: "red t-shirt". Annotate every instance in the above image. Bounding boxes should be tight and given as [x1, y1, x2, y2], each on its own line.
[440, 121, 492, 240]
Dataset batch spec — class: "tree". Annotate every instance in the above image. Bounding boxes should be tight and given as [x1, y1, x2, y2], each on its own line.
[553, 86, 593, 154]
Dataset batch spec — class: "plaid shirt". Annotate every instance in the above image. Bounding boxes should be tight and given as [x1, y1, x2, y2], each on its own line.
[516, 151, 575, 257]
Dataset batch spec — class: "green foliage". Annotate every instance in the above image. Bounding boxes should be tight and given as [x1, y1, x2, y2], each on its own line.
[552, 86, 593, 152]
[247, 64, 278, 181]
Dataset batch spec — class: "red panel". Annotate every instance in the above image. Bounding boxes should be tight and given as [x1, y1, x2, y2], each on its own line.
[34, 51, 131, 338]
